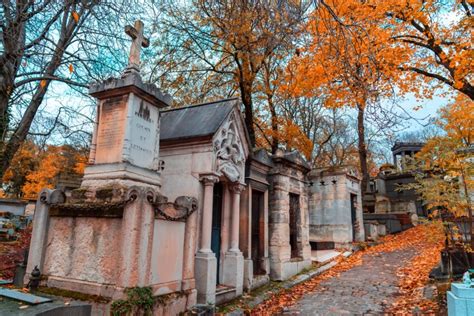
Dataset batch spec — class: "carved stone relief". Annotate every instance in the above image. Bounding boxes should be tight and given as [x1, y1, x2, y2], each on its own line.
[213, 113, 245, 183]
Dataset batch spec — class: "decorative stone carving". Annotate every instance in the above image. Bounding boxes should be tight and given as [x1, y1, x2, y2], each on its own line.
[200, 174, 220, 186]
[230, 183, 246, 194]
[150, 193, 198, 222]
[213, 114, 245, 183]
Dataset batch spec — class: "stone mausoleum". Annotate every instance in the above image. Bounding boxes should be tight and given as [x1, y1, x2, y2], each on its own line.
[308, 166, 365, 249]
[25, 20, 322, 314]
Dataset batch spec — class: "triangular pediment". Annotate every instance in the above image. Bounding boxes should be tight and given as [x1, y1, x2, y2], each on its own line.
[212, 106, 250, 183]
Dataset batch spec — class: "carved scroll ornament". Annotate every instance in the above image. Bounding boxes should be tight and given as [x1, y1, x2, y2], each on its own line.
[213, 116, 245, 182]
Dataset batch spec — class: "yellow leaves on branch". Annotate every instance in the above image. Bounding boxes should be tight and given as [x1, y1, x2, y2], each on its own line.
[438, 94, 474, 146]
[411, 94, 473, 218]
[71, 11, 79, 23]
[285, 0, 473, 104]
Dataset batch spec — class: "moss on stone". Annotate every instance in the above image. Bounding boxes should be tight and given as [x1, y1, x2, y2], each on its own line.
[38, 286, 111, 304]
[95, 188, 115, 200]
[70, 188, 88, 200]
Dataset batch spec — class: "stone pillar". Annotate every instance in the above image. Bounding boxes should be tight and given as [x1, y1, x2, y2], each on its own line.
[221, 185, 231, 254]
[229, 184, 245, 253]
[117, 187, 156, 288]
[26, 189, 65, 279]
[182, 206, 198, 291]
[199, 175, 219, 253]
[219, 185, 231, 283]
[222, 184, 245, 295]
[263, 190, 270, 273]
[195, 174, 219, 304]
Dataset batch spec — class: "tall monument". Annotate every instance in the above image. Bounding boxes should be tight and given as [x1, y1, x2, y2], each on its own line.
[82, 20, 172, 190]
[26, 21, 199, 315]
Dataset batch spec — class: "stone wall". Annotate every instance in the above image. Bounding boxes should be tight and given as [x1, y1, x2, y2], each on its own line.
[268, 151, 311, 281]
[44, 217, 122, 287]
[308, 169, 365, 247]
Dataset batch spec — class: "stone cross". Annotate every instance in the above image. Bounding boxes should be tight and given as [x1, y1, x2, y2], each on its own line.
[125, 20, 150, 73]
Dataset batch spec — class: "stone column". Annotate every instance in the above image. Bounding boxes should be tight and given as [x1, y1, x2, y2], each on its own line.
[195, 174, 219, 304]
[229, 184, 245, 253]
[222, 183, 245, 295]
[199, 175, 219, 253]
[263, 190, 270, 273]
[119, 188, 142, 287]
[25, 189, 65, 280]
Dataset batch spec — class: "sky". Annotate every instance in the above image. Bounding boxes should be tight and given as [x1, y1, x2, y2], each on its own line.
[21, 1, 457, 154]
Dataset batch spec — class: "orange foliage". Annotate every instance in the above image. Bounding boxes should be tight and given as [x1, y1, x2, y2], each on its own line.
[438, 94, 474, 146]
[408, 96, 474, 217]
[21, 146, 68, 199]
[2, 142, 88, 199]
[251, 223, 444, 315]
[256, 116, 313, 160]
[286, 0, 473, 105]
[285, 0, 408, 109]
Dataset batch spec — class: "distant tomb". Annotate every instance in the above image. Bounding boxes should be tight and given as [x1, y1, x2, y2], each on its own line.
[308, 166, 365, 249]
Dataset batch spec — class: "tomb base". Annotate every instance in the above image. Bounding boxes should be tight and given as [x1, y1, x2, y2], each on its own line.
[222, 251, 244, 296]
[447, 283, 474, 316]
[270, 258, 312, 281]
[195, 252, 217, 304]
[82, 162, 161, 190]
[243, 258, 270, 291]
[81, 288, 196, 316]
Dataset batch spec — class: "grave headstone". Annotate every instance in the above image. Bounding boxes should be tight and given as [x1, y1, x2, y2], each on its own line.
[81, 20, 172, 190]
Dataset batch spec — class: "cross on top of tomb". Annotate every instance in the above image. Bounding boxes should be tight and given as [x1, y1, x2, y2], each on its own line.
[124, 20, 150, 74]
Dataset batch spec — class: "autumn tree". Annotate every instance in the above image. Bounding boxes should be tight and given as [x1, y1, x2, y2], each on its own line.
[2, 142, 87, 199]
[405, 94, 473, 249]
[286, 0, 411, 205]
[0, 0, 143, 179]
[1, 140, 38, 197]
[149, 0, 309, 146]
[378, 0, 474, 100]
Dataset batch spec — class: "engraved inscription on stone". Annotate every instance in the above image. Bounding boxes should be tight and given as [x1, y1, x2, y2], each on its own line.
[127, 99, 159, 169]
[95, 96, 127, 163]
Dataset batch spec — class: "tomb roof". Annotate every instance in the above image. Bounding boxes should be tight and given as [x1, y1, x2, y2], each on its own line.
[160, 98, 238, 142]
[391, 142, 425, 155]
[271, 149, 311, 171]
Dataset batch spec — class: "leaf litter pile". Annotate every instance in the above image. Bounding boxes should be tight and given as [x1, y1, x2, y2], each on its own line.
[252, 223, 444, 315]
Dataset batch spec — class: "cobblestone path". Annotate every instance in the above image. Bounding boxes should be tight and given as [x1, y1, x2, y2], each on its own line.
[282, 247, 419, 315]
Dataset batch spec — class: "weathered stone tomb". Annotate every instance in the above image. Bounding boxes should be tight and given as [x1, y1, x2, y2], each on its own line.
[308, 166, 365, 249]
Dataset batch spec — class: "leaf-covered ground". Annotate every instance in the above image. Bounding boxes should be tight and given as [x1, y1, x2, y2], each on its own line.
[0, 227, 31, 280]
[251, 223, 444, 315]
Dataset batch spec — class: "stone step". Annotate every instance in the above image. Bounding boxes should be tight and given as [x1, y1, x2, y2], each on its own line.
[216, 285, 236, 305]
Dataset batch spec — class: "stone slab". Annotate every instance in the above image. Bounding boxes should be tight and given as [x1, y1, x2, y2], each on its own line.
[0, 297, 92, 316]
[447, 290, 474, 316]
[451, 283, 474, 299]
[310, 250, 341, 264]
[36, 305, 92, 316]
[0, 288, 52, 304]
[150, 220, 185, 284]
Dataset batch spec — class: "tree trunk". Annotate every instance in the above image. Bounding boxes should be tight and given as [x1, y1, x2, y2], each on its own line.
[0, 9, 77, 179]
[357, 103, 369, 211]
[268, 97, 278, 154]
[239, 81, 256, 147]
[0, 14, 27, 144]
